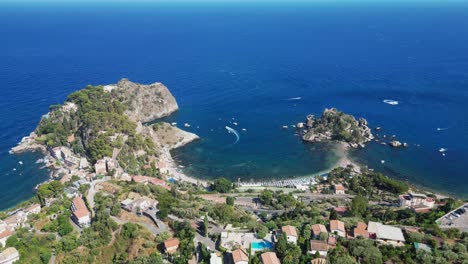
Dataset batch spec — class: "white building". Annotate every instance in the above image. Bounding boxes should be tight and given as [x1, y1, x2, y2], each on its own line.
[329, 220, 346, 238]
[0, 221, 12, 248]
[399, 193, 435, 209]
[281, 225, 298, 244]
[368, 221, 405, 246]
[0, 247, 19, 264]
[334, 184, 346, 195]
[71, 196, 91, 227]
[309, 240, 329, 257]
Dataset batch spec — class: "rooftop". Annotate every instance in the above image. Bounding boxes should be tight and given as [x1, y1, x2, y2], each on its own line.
[281, 225, 298, 237]
[310, 240, 329, 251]
[368, 221, 405, 242]
[330, 220, 345, 232]
[232, 248, 249, 263]
[260, 252, 280, 264]
[311, 224, 327, 235]
[164, 238, 180, 249]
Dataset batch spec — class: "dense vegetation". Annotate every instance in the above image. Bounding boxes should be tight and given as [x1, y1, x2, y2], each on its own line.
[35, 85, 157, 175]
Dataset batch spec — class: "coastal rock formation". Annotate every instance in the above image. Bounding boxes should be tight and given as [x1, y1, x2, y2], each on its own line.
[11, 79, 198, 179]
[299, 108, 373, 148]
[115, 79, 179, 123]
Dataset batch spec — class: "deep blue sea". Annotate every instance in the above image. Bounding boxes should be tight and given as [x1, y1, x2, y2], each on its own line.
[1, 1, 468, 210]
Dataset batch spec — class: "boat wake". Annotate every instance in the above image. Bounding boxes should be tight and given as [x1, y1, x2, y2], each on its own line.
[225, 126, 240, 144]
[285, 97, 302, 101]
[383, 99, 399, 105]
[437, 127, 449, 131]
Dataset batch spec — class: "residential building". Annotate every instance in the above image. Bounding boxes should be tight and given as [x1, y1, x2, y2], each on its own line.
[334, 184, 346, 195]
[260, 252, 281, 264]
[0, 229, 12, 248]
[309, 240, 329, 257]
[353, 222, 369, 238]
[71, 196, 91, 227]
[232, 248, 249, 264]
[399, 193, 435, 211]
[132, 175, 171, 190]
[327, 236, 337, 248]
[329, 220, 346, 237]
[221, 232, 257, 250]
[25, 204, 41, 215]
[368, 221, 405, 246]
[281, 225, 298, 244]
[311, 224, 327, 238]
[0, 247, 19, 264]
[94, 159, 107, 175]
[164, 238, 180, 254]
[122, 197, 158, 213]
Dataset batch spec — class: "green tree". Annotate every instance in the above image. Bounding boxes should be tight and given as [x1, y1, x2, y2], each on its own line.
[351, 194, 368, 217]
[226, 196, 235, 206]
[329, 208, 338, 220]
[204, 214, 209, 237]
[57, 214, 73, 236]
[211, 177, 233, 193]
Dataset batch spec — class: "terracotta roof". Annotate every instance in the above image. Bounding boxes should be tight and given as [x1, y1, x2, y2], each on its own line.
[0, 229, 13, 239]
[164, 238, 180, 249]
[329, 220, 345, 232]
[334, 206, 348, 213]
[232, 248, 249, 263]
[310, 240, 329, 252]
[334, 184, 345, 191]
[72, 196, 90, 219]
[281, 225, 298, 237]
[311, 224, 327, 236]
[327, 236, 337, 246]
[354, 222, 368, 238]
[132, 175, 171, 190]
[260, 252, 280, 264]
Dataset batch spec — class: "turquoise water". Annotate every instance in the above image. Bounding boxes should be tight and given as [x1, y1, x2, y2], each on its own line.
[251, 241, 274, 251]
[1, 1, 468, 210]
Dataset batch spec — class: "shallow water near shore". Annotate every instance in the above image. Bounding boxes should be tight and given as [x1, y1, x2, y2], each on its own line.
[1, 1, 468, 210]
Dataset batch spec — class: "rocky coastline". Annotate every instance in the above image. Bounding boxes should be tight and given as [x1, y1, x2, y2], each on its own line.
[10, 79, 204, 186]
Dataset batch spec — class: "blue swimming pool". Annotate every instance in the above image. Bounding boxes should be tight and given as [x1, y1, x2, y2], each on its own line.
[251, 241, 274, 251]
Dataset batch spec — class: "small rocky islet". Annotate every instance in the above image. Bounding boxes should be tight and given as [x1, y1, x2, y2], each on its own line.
[296, 108, 409, 149]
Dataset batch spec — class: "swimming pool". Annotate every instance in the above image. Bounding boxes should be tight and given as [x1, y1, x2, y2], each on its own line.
[251, 241, 274, 251]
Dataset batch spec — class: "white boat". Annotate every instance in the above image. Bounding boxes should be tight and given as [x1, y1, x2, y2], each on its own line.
[18, 161, 23, 165]
[184, 123, 191, 128]
[282, 126, 288, 129]
[439, 148, 447, 153]
[171, 122, 177, 126]
[381, 160, 385, 164]
[242, 128, 247, 131]
[383, 99, 399, 105]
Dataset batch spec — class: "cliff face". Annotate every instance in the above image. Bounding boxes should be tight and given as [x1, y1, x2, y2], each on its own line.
[115, 79, 179, 123]
[298, 108, 373, 148]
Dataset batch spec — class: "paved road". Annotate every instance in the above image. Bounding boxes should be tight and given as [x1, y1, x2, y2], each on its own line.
[86, 179, 106, 215]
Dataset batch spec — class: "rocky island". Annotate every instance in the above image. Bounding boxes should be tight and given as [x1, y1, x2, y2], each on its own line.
[297, 108, 374, 148]
[11, 79, 199, 183]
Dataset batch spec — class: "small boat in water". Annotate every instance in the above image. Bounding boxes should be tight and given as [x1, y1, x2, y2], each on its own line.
[439, 148, 447, 153]
[383, 99, 399, 105]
